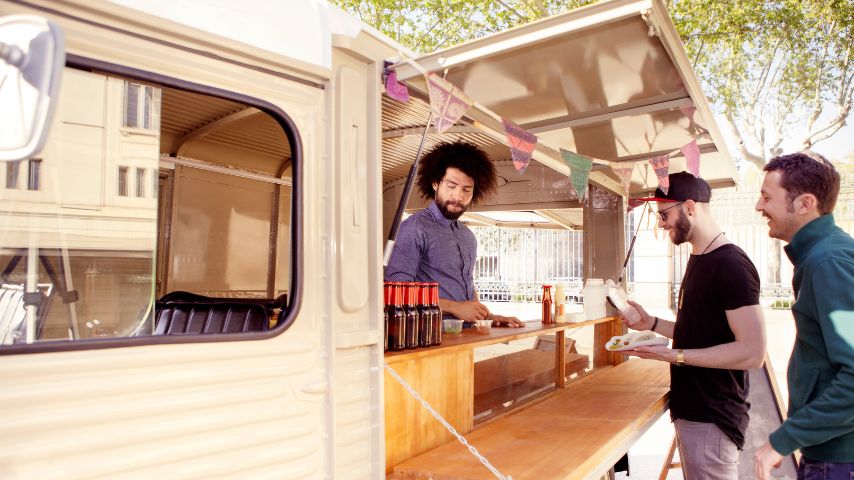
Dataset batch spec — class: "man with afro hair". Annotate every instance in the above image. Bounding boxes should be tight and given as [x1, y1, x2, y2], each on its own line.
[385, 141, 523, 327]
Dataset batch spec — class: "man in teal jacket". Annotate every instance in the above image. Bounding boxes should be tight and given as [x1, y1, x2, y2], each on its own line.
[754, 152, 854, 480]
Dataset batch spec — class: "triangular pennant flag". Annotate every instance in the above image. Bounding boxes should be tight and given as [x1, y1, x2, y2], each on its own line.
[612, 164, 634, 193]
[502, 118, 538, 174]
[627, 198, 645, 212]
[648, 155, 670, 195]
[681, 140, 701, 177]
[426, 73, 473, 134]
[560, 149, 593, 201]
[385, 69, 409, 103]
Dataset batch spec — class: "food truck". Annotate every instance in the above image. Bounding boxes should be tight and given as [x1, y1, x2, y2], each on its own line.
[0, 0, 738, 478]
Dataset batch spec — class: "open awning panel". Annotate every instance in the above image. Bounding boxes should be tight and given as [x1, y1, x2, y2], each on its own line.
[381, 0, 737, 229]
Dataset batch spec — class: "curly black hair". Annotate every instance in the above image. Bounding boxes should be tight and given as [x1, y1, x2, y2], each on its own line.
[765, 151, 840, 214]
[416, 141, 497, 205]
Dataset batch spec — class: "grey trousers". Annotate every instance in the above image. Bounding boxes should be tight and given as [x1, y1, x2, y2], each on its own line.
[674, 419, 739, 480]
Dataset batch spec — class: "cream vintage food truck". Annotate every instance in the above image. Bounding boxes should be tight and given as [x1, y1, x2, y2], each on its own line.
[0, 0, 740, 478]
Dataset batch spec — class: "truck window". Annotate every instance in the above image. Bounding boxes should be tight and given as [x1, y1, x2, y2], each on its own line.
[0, 67, 298, 350]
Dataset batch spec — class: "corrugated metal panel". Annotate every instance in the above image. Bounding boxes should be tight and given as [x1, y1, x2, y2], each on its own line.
[0, 334, 326, 479]
[333, 347, 379, 479]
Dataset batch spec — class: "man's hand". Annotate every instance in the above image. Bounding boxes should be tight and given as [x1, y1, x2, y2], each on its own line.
[623, 344, 675, 363]
[443, 299, 490, 321]
[754, 442, 783, 480]
[624, 300, 655, 330]
[489, 314, 525, 328]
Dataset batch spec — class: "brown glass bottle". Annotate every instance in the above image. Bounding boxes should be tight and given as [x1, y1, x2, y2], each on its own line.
[429, 282, 442, 345]
[383, 282, 390, 351]
[402, 282, 419, 349]
[387, 282, 406, 351]
[541, 284, 553, 324]
[416, 283, 433, 348]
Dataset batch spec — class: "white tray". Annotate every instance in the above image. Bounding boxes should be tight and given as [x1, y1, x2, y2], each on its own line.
[605, 336, 669, 351]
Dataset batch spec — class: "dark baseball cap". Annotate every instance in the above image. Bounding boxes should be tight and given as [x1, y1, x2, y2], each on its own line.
[634, 171, 711, 203]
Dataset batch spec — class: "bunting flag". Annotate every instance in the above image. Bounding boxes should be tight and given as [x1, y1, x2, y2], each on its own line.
[627, 198, 645, 212]
[384, 69, 410, 103]
[502, 118, 538, 174]
[612, 164, 634, 193]
[560, 149, 593, 201]
[648, 155, 670, 195]
[426, 73, 473, 134]
[681, 140, 701, 177]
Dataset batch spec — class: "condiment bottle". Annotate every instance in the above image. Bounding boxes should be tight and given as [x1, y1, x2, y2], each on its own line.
[416, 282, 433, 347]
[554, 283, 566, 323]
[429, 282, 442, 346]
[541, 284, 553, 324]
[383, 282, 390, 351]
[387, 283, 406, 351]
[402, 282, 419, 349]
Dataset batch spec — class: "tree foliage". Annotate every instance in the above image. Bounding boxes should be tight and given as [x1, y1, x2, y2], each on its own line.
[331, 0, 853, 167]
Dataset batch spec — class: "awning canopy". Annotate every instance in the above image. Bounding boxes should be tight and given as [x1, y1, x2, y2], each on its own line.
[381, 0, 736, 225]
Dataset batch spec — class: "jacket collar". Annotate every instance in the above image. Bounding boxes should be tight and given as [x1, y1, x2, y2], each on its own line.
[784, 214, 837, 265]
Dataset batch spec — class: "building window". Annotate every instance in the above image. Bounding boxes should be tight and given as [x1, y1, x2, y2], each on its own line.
[27, 159, 42, 191]
[118, 166, 128, 196]
[136, 168, 146, 197]
[123, 82, 160, 130]
[6, 161, 20, 189]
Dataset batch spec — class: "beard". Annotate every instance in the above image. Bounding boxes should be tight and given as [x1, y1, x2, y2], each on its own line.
[435, 197, 470, 220]
[670, 212, 692, 245]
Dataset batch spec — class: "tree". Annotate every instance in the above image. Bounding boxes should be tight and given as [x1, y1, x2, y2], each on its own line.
[668, 0, 853, 170]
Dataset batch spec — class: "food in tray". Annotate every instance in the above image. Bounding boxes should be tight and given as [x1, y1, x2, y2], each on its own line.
[605, 330, 669, 351]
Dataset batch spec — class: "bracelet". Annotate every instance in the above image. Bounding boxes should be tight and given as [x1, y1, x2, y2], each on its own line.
[651, 316, 659, 332]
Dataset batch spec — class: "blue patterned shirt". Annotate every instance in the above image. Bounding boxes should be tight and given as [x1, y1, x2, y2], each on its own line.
[385, 201, 477, 304]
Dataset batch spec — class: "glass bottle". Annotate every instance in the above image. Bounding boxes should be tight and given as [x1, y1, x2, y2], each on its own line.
[387, 282, 406, 351]
[429, 282, 442, 346]
[541, 284, 553, 324]
[402, 282, 419, 349]
[416, 282, 433, 347]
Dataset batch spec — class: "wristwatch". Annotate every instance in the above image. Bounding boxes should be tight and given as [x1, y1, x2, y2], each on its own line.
[675, 349, 686, 366]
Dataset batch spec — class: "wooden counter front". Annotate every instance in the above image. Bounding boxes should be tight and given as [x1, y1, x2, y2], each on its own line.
[384, 318, 617, 473]
[393, 359, 670, 480]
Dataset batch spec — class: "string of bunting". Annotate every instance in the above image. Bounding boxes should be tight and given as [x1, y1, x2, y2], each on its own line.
[383, 55, 707, 204]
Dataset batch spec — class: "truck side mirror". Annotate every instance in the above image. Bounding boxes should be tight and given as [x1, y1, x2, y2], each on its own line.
[0, 15, 64, 162]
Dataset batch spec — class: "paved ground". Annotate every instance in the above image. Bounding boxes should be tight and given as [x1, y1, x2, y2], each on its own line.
[482, 301, 797, 479]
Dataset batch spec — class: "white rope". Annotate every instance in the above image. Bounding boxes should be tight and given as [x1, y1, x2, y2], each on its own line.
[384, 363, 512, 480]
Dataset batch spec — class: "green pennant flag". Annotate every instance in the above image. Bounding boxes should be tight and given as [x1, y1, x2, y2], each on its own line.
[560, 148, 593, 200]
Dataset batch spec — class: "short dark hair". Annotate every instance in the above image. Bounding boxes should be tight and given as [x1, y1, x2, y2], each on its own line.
[416, 141, 497, 205]
[764, 151, 840, 214]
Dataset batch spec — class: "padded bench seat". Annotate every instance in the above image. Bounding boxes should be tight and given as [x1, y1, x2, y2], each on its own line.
[154, 291, 286, 335]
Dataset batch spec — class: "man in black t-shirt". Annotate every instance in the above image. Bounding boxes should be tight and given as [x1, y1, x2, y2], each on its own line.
[623, 172, 766, 480]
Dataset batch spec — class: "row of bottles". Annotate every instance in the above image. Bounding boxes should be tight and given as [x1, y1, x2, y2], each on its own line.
[541, 284, 568, 324]
[383, 282, 442, 351]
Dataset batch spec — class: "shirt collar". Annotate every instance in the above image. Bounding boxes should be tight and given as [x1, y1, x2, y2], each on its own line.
[784, 214, 837, 265]
[428, 201, 456, 227]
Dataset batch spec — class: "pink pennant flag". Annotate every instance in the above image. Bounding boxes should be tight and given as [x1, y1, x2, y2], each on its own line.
[649, 155, 670, 194]
[502, 118, 538, 174]
[681, 140, 701, 177]
[627, 198, 645, 211]
[385, 69, 409, 103]
[426, 73, 473, 134]
[612, 164, 634, 193]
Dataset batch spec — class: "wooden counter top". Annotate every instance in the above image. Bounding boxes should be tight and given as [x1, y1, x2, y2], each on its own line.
[384, 317, 616, 365]
[392, 359, 670, 480]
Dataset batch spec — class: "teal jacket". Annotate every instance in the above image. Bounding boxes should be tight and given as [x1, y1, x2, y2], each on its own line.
[769, 214, 854, 461]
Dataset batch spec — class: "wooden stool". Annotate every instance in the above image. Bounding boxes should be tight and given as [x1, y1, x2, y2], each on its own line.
[659, 433, 682, 479]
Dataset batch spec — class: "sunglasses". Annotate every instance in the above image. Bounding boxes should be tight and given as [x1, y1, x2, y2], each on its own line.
[657, 201, 684, 221]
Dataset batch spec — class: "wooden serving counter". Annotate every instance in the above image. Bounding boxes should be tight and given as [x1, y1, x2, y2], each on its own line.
[384, 317, 632, 475]
[392, 359, 670, 480]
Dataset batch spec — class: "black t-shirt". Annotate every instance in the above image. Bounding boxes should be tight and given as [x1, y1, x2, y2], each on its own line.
[669, 243, 760, 449]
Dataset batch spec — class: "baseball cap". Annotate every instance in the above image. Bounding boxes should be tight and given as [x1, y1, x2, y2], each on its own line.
[634, 172, 712, 203]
